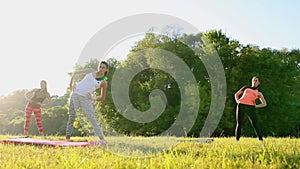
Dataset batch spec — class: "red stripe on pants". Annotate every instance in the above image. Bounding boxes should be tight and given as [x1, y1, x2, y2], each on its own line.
[24, 104, 44, 133]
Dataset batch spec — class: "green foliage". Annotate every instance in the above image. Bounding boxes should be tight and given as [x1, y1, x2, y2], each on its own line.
[0, 29, 299, 138]
[0, 90, 73, 135]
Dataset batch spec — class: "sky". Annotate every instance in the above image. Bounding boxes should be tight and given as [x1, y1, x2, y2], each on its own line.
[0, 0, 299, 97]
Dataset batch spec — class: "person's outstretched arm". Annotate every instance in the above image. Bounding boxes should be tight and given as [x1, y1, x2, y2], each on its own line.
[69, 68, 96, 91]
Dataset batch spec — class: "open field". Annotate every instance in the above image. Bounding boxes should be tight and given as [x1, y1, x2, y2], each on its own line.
[0, 136, 299, 169]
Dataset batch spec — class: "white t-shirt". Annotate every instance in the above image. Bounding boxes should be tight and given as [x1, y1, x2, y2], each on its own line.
[74, 73, 102, 97]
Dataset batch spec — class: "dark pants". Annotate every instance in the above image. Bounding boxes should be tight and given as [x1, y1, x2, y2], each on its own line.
[235, 104, 263, 141]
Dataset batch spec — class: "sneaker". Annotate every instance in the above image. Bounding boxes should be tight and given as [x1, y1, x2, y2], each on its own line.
[100, 139, 106, 146]
[66, 135, 71, 142]
[91, 139, 106, 147]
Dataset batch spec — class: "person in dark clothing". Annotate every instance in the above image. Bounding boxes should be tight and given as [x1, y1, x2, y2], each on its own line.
[234, 76, 267, 141]
[24, 80, 51, 136]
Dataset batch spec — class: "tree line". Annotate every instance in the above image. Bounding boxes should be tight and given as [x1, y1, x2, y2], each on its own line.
[0, 30, 299, 137]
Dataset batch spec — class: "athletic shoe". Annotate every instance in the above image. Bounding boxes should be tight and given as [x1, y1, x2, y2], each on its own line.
[100, 139, 106, 146]
[66, 135, 71, 142]
[91, 139, 106, 147]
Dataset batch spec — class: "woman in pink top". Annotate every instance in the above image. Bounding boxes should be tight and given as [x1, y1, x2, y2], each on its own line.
[234, 76, 267, 141]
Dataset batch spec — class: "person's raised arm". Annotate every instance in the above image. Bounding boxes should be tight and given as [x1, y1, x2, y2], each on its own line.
[69, 68, 96, 91]
[73, 68, 96, 76]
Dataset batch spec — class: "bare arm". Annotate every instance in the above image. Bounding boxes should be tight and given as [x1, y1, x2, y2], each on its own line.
[73, 68, 96, 76]
[234, 86, 246, 103]
[69, 68, 96, 91]
[90, 81, 108, 101]
[40, 92, 52, 107]
[255, 92, 267, 108]
[24, 88, 38, 102]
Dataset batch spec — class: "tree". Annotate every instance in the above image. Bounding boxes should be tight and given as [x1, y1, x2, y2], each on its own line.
[1, 29, 299, 137]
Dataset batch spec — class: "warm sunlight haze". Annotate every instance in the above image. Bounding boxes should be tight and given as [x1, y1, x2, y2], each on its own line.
[0, 0, 299, 97]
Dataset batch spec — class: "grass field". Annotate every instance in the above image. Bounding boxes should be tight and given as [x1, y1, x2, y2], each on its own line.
[0, 135, 299, 169]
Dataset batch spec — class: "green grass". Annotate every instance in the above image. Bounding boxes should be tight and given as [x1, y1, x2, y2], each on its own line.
[0, 135, 299, 169]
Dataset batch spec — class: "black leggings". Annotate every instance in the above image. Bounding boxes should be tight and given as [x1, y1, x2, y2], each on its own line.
[235, 104, 263, 141]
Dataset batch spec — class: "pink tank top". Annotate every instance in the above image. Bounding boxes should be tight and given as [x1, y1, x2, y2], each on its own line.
[238, 88, 259, 106]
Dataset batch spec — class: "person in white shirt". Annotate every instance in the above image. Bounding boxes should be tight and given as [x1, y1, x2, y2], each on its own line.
[66, 61, 108, 146]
